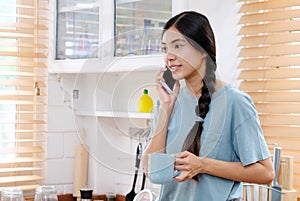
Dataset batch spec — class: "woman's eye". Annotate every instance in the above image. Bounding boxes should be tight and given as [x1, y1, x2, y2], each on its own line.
[161, 47, 167, 53]
[174, 43, 184, 49]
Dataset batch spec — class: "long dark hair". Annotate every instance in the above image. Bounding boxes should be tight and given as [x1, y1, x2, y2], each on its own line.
[163, 11, 217, 181]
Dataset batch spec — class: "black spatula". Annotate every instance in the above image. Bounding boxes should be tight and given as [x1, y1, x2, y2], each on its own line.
[125, 142, 142, 201]
[140, 172, 146, 191]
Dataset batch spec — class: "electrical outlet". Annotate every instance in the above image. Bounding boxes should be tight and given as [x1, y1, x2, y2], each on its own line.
[73, 89, 79, 99]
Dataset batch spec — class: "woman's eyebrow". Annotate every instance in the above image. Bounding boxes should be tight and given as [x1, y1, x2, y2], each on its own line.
[161, 38, 186, 45]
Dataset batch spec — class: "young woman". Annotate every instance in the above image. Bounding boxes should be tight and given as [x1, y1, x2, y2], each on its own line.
[142, 11, 274, 201]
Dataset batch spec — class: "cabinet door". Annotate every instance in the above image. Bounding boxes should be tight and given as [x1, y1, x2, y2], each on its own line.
[115, 0, 172, 56]
[56, 0, 100, 60]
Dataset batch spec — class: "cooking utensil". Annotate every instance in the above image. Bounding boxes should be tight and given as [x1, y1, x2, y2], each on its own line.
[271, 147, 282, 201]
[140, 173, 146, 191]
[126, 142, 142, 201]
[73, 128, 88, 198]
[133, 189, 158, 201]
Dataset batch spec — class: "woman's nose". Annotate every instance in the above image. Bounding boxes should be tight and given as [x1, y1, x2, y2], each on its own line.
[165, 51, 176, 61]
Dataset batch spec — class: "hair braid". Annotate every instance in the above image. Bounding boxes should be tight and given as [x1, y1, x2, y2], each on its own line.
[181, 58, 216, 181]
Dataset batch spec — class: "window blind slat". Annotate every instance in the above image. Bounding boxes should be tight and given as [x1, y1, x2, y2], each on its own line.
[239, 80, 300, 90]
[0, 51, 47, 58]
[0, 61, 46, 67]
[0, 26, 48, 33]
[0, 3, 35, 9]
[0, 100, 44, 105]
[239, 0, 300, 13]
[0, 33, 47, 39]
[0, 146, 44, 154]
[238, 68, 300, 80]
[255, 102, 300, 114]
[238, 33, 300, 46]
[0, 175, 43, 184]
[0, 157, 44, 164]
[0, 95, 46, 100]
[0, 167, 42, 173]
[238, 9, 300, 24]
[0, 80, 47, 87]
[0, 72, 46, 77]
[238, 44, 300, 57]
[264, 136, 300, 151]
[0, 14, 43, 19]
[0, 140, 45, 144]
[0, 120, 46, 124]
[259, 114, 300, 125]
[0, 129, 46, 133]
[262, 125, 300, 137]
[0, 111, 47, 115]
[238, 20, 300, 35]
[1, 2, 48, 9]
[0, 41, 48, 48]
[238, 56, 300, 68]
[247, 92, 300, 102]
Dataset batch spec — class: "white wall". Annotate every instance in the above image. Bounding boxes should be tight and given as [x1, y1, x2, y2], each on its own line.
[188, 0, 240, 85]
[46, 0, 239, 196]
[47, 74, 78, 194]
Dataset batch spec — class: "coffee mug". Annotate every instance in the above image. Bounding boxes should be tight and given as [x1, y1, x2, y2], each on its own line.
[148, 153, 180, 184]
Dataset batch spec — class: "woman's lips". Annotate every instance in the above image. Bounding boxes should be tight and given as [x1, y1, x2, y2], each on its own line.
[169, 65, 181, 72]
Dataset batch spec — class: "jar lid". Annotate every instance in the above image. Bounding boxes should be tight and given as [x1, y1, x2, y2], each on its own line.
[80, 189, 93, 199]
[1, 187, 23, 198]
[35, 185, 57, 195]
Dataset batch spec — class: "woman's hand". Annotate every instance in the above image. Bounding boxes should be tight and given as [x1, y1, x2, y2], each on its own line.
[156, 68, 180, 106]
[173, 151, 274, 184]
[173, 151, 204, 182]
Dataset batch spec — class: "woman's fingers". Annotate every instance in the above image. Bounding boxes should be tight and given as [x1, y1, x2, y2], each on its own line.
[174, 151, 190, 158]
[156, 67, 167, 83]
[174, 152, 190, 167]
[173, 171, 189, 182]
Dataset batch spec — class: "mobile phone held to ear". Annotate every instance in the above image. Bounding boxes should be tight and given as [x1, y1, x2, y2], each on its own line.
[160, 67, 176, 94]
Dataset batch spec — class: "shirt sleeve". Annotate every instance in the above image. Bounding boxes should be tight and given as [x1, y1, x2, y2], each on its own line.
[231, 93, 270, 166]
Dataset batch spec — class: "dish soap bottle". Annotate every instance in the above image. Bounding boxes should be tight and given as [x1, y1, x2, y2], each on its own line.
[138, 89, 153, 113]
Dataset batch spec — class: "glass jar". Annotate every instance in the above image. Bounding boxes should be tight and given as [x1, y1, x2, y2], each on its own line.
[34, 186, 58, 201]
[105, 192, 116, 201]
[0, 187, 24, 201]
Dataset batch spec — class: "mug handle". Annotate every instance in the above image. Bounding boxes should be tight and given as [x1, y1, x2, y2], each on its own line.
[173, 170, 181, 177]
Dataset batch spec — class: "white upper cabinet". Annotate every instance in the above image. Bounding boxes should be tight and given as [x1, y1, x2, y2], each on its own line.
[115, 0, 171, 57]
[56, 0, 100, 60]
[49, 0, 188, 73]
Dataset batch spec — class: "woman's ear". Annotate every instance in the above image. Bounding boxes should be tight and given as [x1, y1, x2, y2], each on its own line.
[201, 52, 207, 59]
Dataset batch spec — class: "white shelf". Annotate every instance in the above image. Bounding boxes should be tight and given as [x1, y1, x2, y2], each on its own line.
[49, 55, 164, 74]
[75, 110, 153, 119]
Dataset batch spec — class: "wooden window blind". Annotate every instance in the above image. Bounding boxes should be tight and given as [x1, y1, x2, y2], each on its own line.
[0, 0, 48, 192]
[237, 0, 300, 195]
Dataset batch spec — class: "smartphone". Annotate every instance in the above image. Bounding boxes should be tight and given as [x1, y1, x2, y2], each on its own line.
[160, 67, 176, 94]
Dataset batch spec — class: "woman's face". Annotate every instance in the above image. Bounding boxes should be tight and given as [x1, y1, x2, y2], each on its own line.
[161, 26, 206, 81]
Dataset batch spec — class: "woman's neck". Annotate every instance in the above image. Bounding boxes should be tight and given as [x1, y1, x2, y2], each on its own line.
[185, 78, 204, 98]
[185, 79, 224, 99]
